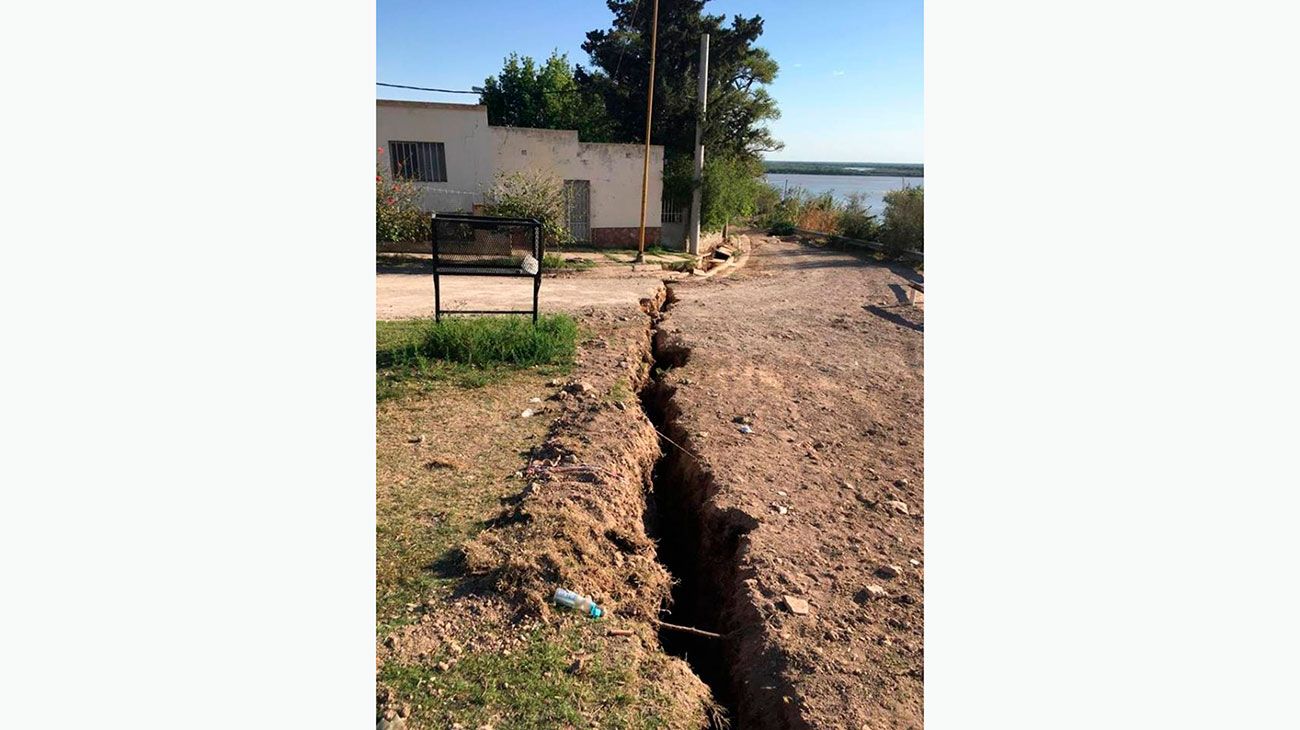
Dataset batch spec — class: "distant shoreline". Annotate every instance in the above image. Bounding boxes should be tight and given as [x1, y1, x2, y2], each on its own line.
[763, 161, 924, 178]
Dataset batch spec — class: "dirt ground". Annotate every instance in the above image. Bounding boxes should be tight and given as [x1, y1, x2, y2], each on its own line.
[375, 233, 924, 728]
[652, 235, 925, 728]
[376, 252, 690, 320]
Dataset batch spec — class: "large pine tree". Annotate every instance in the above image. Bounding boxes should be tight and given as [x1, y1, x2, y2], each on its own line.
[577, 0, 782, 160]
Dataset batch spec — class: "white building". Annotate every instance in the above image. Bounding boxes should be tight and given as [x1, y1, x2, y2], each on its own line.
[377, 99, 670, 248]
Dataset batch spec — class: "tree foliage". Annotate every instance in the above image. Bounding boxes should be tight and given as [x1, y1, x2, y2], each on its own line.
[881, 186, 924, 254]
[578, 0, 781, 160]
[479, 51, 613, 142]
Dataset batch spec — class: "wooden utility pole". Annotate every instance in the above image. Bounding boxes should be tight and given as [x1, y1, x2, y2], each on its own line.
[688, 33, 709, 256]
[634, 0, 660, 264]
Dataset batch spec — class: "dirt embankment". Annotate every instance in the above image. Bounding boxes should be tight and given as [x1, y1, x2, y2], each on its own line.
[379, 286, 720, 728]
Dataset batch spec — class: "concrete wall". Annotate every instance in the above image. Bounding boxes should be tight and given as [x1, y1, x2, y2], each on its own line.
[491, 126, 663, 247]
[377, 101, 664, 247]
[376, 100, 492, 212]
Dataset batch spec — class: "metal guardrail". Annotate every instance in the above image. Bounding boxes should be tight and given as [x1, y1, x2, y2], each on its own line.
[792, 226, 923, 260]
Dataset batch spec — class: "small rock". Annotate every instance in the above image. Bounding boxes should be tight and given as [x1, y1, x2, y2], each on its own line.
[436, 661, 450, 672]
[566, 381, 594, 395]
[876, 564, 903, 579]
[777, 490, 788, 497]
[739, 424, 754, 434]
[859, 584, 888, 601]
[548, 378, 562, 386]
[528, 397, 542, 403]
[520, 409, 535, 418]
[782, 595, 811, 615]
[895, 594, 917, 605]
[733, 415, 754, 425]
[407, 434, 425, 444]
[377, 716, 406, 730]
[894, 478, 909, 488]
[885, 500, 910, 515]
[771, 503, 788, 515]
[909, 559, 920, 566]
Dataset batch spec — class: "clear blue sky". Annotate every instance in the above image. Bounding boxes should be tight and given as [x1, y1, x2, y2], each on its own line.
[377, 0, 923, 163]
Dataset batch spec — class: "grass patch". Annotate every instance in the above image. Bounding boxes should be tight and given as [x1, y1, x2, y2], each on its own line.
[377, 315, 577, 397]
[381, 622, 677, 729]
[543, 253, 596, 272]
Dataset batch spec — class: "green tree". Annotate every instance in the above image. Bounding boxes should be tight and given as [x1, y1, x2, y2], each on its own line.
[881, 186, 924, 254]
[577, 0, 782, 160]
[479, 51, 614, 141]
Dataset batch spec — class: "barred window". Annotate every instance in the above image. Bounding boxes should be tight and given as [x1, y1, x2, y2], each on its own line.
[388, 141, 447, 182]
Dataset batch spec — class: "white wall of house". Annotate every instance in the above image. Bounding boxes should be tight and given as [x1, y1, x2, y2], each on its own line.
[375, 100, 492, 212]
[377, 100, 667, 247]
[490, 127, 664, 236]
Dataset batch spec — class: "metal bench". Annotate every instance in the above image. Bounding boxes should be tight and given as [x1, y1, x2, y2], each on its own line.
[431, 213, 544, 323]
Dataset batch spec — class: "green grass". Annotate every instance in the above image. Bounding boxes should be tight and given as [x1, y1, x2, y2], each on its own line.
[381, 622, 675, 729]
[377, 315, 578, 397]
[543, 253, 597, 272]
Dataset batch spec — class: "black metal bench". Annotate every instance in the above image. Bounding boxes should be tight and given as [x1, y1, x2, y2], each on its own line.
[431, 213, 544, 323]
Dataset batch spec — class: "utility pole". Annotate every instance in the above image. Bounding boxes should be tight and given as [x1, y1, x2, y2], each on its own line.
[688, 33, 709, 256]
[634, 0, 660, 264]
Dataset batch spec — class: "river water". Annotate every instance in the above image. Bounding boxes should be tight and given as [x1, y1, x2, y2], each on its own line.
[764, 173, 924, 215]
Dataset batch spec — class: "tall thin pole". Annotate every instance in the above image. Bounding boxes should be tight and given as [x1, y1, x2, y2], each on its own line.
[634, 0, 660, 264]
[688, 33, 709, 256]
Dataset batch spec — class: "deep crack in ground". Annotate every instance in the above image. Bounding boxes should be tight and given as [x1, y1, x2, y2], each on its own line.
[638, 284, 742, 729]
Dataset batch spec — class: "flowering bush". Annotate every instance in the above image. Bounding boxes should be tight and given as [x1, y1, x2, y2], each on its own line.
[376, 148, 427, 243]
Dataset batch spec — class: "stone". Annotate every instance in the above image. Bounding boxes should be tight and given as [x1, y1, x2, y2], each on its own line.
[860, 585, 888, 601]
[894, 478, 909, 488]
[436, 661, 450, 672]
[885, 500, 910, 515]
[782, 595, 811, 615]
[566, 381, 594, 395]
[876, 564, 903, 579]
[520, 409, 535, 418]
[528, 397, 542, 403]
[548, 378, 562, 386]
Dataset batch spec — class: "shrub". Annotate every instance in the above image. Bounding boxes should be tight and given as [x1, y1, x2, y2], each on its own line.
[839, 192, 881, 241]
[663, 153, 766, 233]
[481, 169, 570, 248]
[700, 154, 763, 231]
[376, 150, 428, 243]
[881, 186, 924, 255]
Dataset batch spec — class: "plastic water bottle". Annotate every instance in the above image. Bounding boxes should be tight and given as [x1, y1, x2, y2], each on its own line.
[554, 588, 603, 618]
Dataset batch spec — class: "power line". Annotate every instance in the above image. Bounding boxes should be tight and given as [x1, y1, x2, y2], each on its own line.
[377, 81, 586, 97]
[377, 82, 480, 94]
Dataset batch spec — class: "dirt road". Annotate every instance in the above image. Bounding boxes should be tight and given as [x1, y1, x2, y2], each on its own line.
[376, 254, 686, 320]
[648, 235, 924, 728]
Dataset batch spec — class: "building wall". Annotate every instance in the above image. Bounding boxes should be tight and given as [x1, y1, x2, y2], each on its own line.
[491, 127, 663, 247]
[375, 100, 492, 212]
[376, 101, 665, 247]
